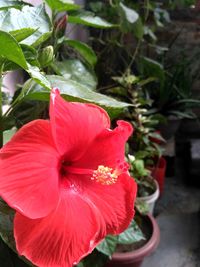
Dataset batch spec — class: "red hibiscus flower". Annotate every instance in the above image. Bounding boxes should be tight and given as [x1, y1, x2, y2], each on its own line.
[0, 89, 137, 267]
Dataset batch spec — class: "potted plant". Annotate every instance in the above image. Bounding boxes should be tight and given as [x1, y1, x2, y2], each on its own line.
[103, 213, 160, 267]
[77, 210, 160, 267]
[128, 154, 160, 214]
[140, 47, 200, 140]
[102, 70, 166, 194]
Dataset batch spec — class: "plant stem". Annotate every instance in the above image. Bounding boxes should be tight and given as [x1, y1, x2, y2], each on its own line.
[126, 39, 141, 72]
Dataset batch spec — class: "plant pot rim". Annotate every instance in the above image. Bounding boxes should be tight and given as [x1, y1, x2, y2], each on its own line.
[137, 178, 160, 203]
[111, 213, 160, 262]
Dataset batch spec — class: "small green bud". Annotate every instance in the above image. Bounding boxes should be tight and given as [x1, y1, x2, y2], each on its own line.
[38, 46, 54, 68]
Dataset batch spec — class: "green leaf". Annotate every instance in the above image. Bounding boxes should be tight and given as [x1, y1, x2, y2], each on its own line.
[0, 0, 25, 10]
[21, 44, 40, 67]
[148, 132, 165, 143]
[0, 30, 28, 69]
[140, 57, 165, 86]
[64, 39, 97, 66]
[135, 199, 149, 215]
[52, 59, 97, 90]
[169, 110, 196, 119]
[44, 0, 79, 11]
[118, 220, 146, 245]
[119, 3, 139, 24]
[0, 5, 52, 46]
[175, 99, 200, 106]
[27, 64, 51, 89]
[68, 11, 114, 28]
[133, 159, 149, 177]
[20, 75, 132, 118]
[11, 28, 37, 43]
[3, 128, 17, 145]
[132, 18, 144, 39]
[96, 235, 118, 256]
[119, 3, 143, 39]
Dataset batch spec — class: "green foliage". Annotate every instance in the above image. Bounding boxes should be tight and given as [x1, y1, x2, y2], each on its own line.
[145, 55, 200, 119]
[0, 0, 25, 10]
[0, 5, 52, 46]
[68, 11, 115, 28]
[19, 75, 131, 119]
[119, 3, 143, 39]
[0, 30, 28, 69]
[0, 0, 129, 135]
[96, 235, 118, 256]
[27, 64, 51, 89]
[64, 39, 97, 67]
[51, 59, 97, 90]
[79, 217, 146, 267]
[139, 57, 165, 88]
[44, 0, 80, 11]
[118, 220, 145, 244]
[87, 0, 200, 120]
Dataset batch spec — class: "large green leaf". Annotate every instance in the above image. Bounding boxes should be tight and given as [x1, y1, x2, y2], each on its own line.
[44, 0, 79, 11]
[118, 220, 146, 245]
[0, 5, 52, 46]
[0, 31, 50, 88]
[64, 39, 97, 67]
[96, 235, 118, 256]
[0, 0, 25, 10]
[68, 11, 114, 28]
[20, 75, 131, 118]
[0, 30, 28, 69]
[0, 42, 39, 71]
[52, 59, 97, 90]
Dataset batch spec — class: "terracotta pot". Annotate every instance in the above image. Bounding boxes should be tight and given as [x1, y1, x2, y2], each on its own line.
[137, 178, 159, 214]
[151, 157, 166, 195]
[104, 214, 160, 267]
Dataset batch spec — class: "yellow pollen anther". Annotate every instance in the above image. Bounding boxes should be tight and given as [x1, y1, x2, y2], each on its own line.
[91, 165, 119, 185]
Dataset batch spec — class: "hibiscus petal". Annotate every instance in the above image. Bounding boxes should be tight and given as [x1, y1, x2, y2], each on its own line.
[68, 120, 136, 234]
[67, 172, 137, 235]
[88, 173, 137, 234]
[50, 88, 110, 159]
[0, 120, 60, 219]
[14, 186, 106, 267]
[75, 120, 133, 169]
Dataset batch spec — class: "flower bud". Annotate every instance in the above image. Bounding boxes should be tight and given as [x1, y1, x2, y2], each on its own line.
[38, 46, 54, 68]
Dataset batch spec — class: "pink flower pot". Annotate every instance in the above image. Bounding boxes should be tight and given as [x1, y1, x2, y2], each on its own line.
[104, 214, 160, 267]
